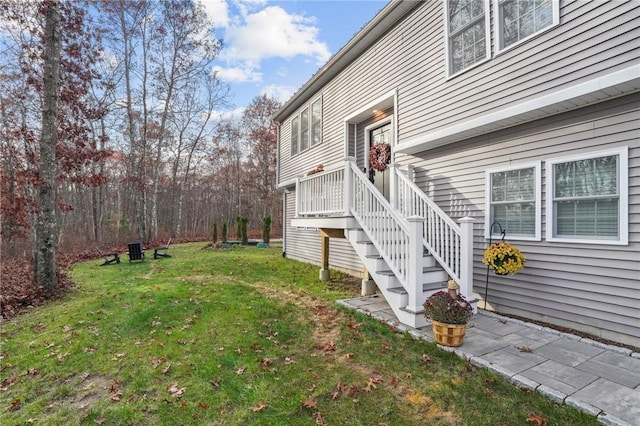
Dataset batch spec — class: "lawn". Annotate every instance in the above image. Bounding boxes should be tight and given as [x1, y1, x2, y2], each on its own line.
[0, 242, 597, 425]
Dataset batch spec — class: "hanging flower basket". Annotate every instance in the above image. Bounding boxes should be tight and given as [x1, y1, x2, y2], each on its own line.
[482, 241, 525, 275]
[369, 142, 391, 172]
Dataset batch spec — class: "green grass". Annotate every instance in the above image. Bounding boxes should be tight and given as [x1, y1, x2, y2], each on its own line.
[1, 242, 598, 425]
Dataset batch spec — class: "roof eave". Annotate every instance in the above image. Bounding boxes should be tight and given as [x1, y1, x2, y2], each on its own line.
[272, 0, 418, 123]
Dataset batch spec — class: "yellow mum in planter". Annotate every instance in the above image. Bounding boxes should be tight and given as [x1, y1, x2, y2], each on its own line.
[482, 241, 525, 275]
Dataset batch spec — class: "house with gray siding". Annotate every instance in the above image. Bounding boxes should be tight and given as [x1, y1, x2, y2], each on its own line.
[274, 0, 640, 346]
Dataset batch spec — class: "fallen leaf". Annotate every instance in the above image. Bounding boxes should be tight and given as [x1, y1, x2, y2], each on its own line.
[314, 411, 326, 424]
[347, 385, 359, 396]
[324, 341, 336, 352]
[421, 354, 431, 363]
[517, 346, 534, 353]
[485, 378, 496, 384]
[259, 358, 274, 370]
[251, 401, 267, 412]
[9, 399, 21, 411]
[168, 383, 186, 398]
[94, 416, 106, 424]
[162, 363, 172, 375]
[345, 353, 355, 360]
[180, 400, 187, 408]
[210, 379, 220, 387]
[301, 397, 317, 409]
[331, 391, 340, 400]
[483, 388, 493, 395]
[1, 376, 17, 391]
[27, 368, 40, 376]
[235, 367, 246, 375]
[151, 359, 163, 368]
[526, 414, 548, 426]
[198, 402, 209, 409]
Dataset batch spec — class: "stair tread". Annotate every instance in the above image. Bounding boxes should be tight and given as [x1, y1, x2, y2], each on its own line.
[387, 282, 447, 295]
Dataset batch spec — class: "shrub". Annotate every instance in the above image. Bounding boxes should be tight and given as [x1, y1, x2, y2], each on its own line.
[423, 290, 473, 325]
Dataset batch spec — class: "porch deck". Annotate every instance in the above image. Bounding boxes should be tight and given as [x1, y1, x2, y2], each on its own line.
[338, 295, 640, 426]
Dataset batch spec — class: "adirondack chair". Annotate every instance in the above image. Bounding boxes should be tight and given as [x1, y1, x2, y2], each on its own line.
[96, 247, 120, 266]
[153, 238, 172, 259]
[128, 240, 145, 262]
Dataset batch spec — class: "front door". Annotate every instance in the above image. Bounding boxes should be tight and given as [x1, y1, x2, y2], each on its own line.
[369, 122, 392, 200]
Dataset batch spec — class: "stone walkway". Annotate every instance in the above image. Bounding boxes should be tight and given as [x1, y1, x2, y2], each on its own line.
[337, 295, 640, 426]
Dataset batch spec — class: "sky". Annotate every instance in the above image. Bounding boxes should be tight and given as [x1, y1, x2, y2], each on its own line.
[201, 0, 388, 119]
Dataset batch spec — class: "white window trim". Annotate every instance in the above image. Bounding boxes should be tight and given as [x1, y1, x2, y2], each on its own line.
[290, 94, 323, 157]
[444, 0, 491, 79]
[493, 0, 560, 55]
[485, 161, 541, 241]
[545, 147, 628, 245]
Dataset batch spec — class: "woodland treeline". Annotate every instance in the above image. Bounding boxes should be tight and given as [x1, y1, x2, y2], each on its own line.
[0, 1, 283, 252]
[0, 1, 282, 301]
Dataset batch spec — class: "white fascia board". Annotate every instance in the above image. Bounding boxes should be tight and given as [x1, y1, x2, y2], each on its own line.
[396, 64, 640, 154]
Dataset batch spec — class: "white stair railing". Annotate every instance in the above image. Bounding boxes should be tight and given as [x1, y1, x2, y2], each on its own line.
[346, 159, 412, 290]
[395, 169, 462, 283]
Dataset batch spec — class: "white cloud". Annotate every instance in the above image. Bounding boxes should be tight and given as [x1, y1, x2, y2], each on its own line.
[220, 6, 331, 65]
[210, 107, 245, 123]
[260, 84, 295, 104]
[212, 65, 262, 83]
[201, 0, 230, 28]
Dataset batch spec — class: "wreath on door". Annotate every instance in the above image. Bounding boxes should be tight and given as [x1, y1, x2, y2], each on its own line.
[369, 142, 391, 172]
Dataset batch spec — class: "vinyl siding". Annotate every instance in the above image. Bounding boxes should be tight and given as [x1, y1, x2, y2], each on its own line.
[275, 0, 640, 345]
[397, 94, 640, 345]
[283, 191, 364, 277]
[278, 0, 639, 183]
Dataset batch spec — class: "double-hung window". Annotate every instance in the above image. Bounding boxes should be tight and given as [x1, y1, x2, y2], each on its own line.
[311, 97, 322, 147]
[290, 96, 322, 156]
[546, 148, 628, 244]
[445, 0, 490, 76]
[290, 115, 299, 156]
[300, 108, 309, 152]
[495, 0, 559, 51]
[485, 162, 541, 240]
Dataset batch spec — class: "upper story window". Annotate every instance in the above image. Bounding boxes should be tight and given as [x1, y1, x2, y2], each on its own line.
[546, 147, 628, 245]
[485, 162, 541, 240]
[290, 115, 299, 156]
[445, 0, 490, 76]
[311, 97, 322, 147]
[495, 0, 559, 51]
[290, 96, 322, 156]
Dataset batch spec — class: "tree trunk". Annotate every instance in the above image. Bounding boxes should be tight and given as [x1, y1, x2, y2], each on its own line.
[34, 0, 61, 297]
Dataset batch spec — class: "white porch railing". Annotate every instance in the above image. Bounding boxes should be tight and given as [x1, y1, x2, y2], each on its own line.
[296, 166, 345, 216]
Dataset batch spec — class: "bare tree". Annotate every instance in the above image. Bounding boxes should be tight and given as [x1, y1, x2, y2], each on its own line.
[241, 95, 282, 225]
[34, 0, 62, 295]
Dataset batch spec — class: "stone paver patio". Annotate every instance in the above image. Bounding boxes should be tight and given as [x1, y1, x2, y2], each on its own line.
[338, 294, 640, 426]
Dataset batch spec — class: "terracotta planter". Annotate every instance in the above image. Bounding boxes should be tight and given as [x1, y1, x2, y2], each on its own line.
[431, 320, 467, 347]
